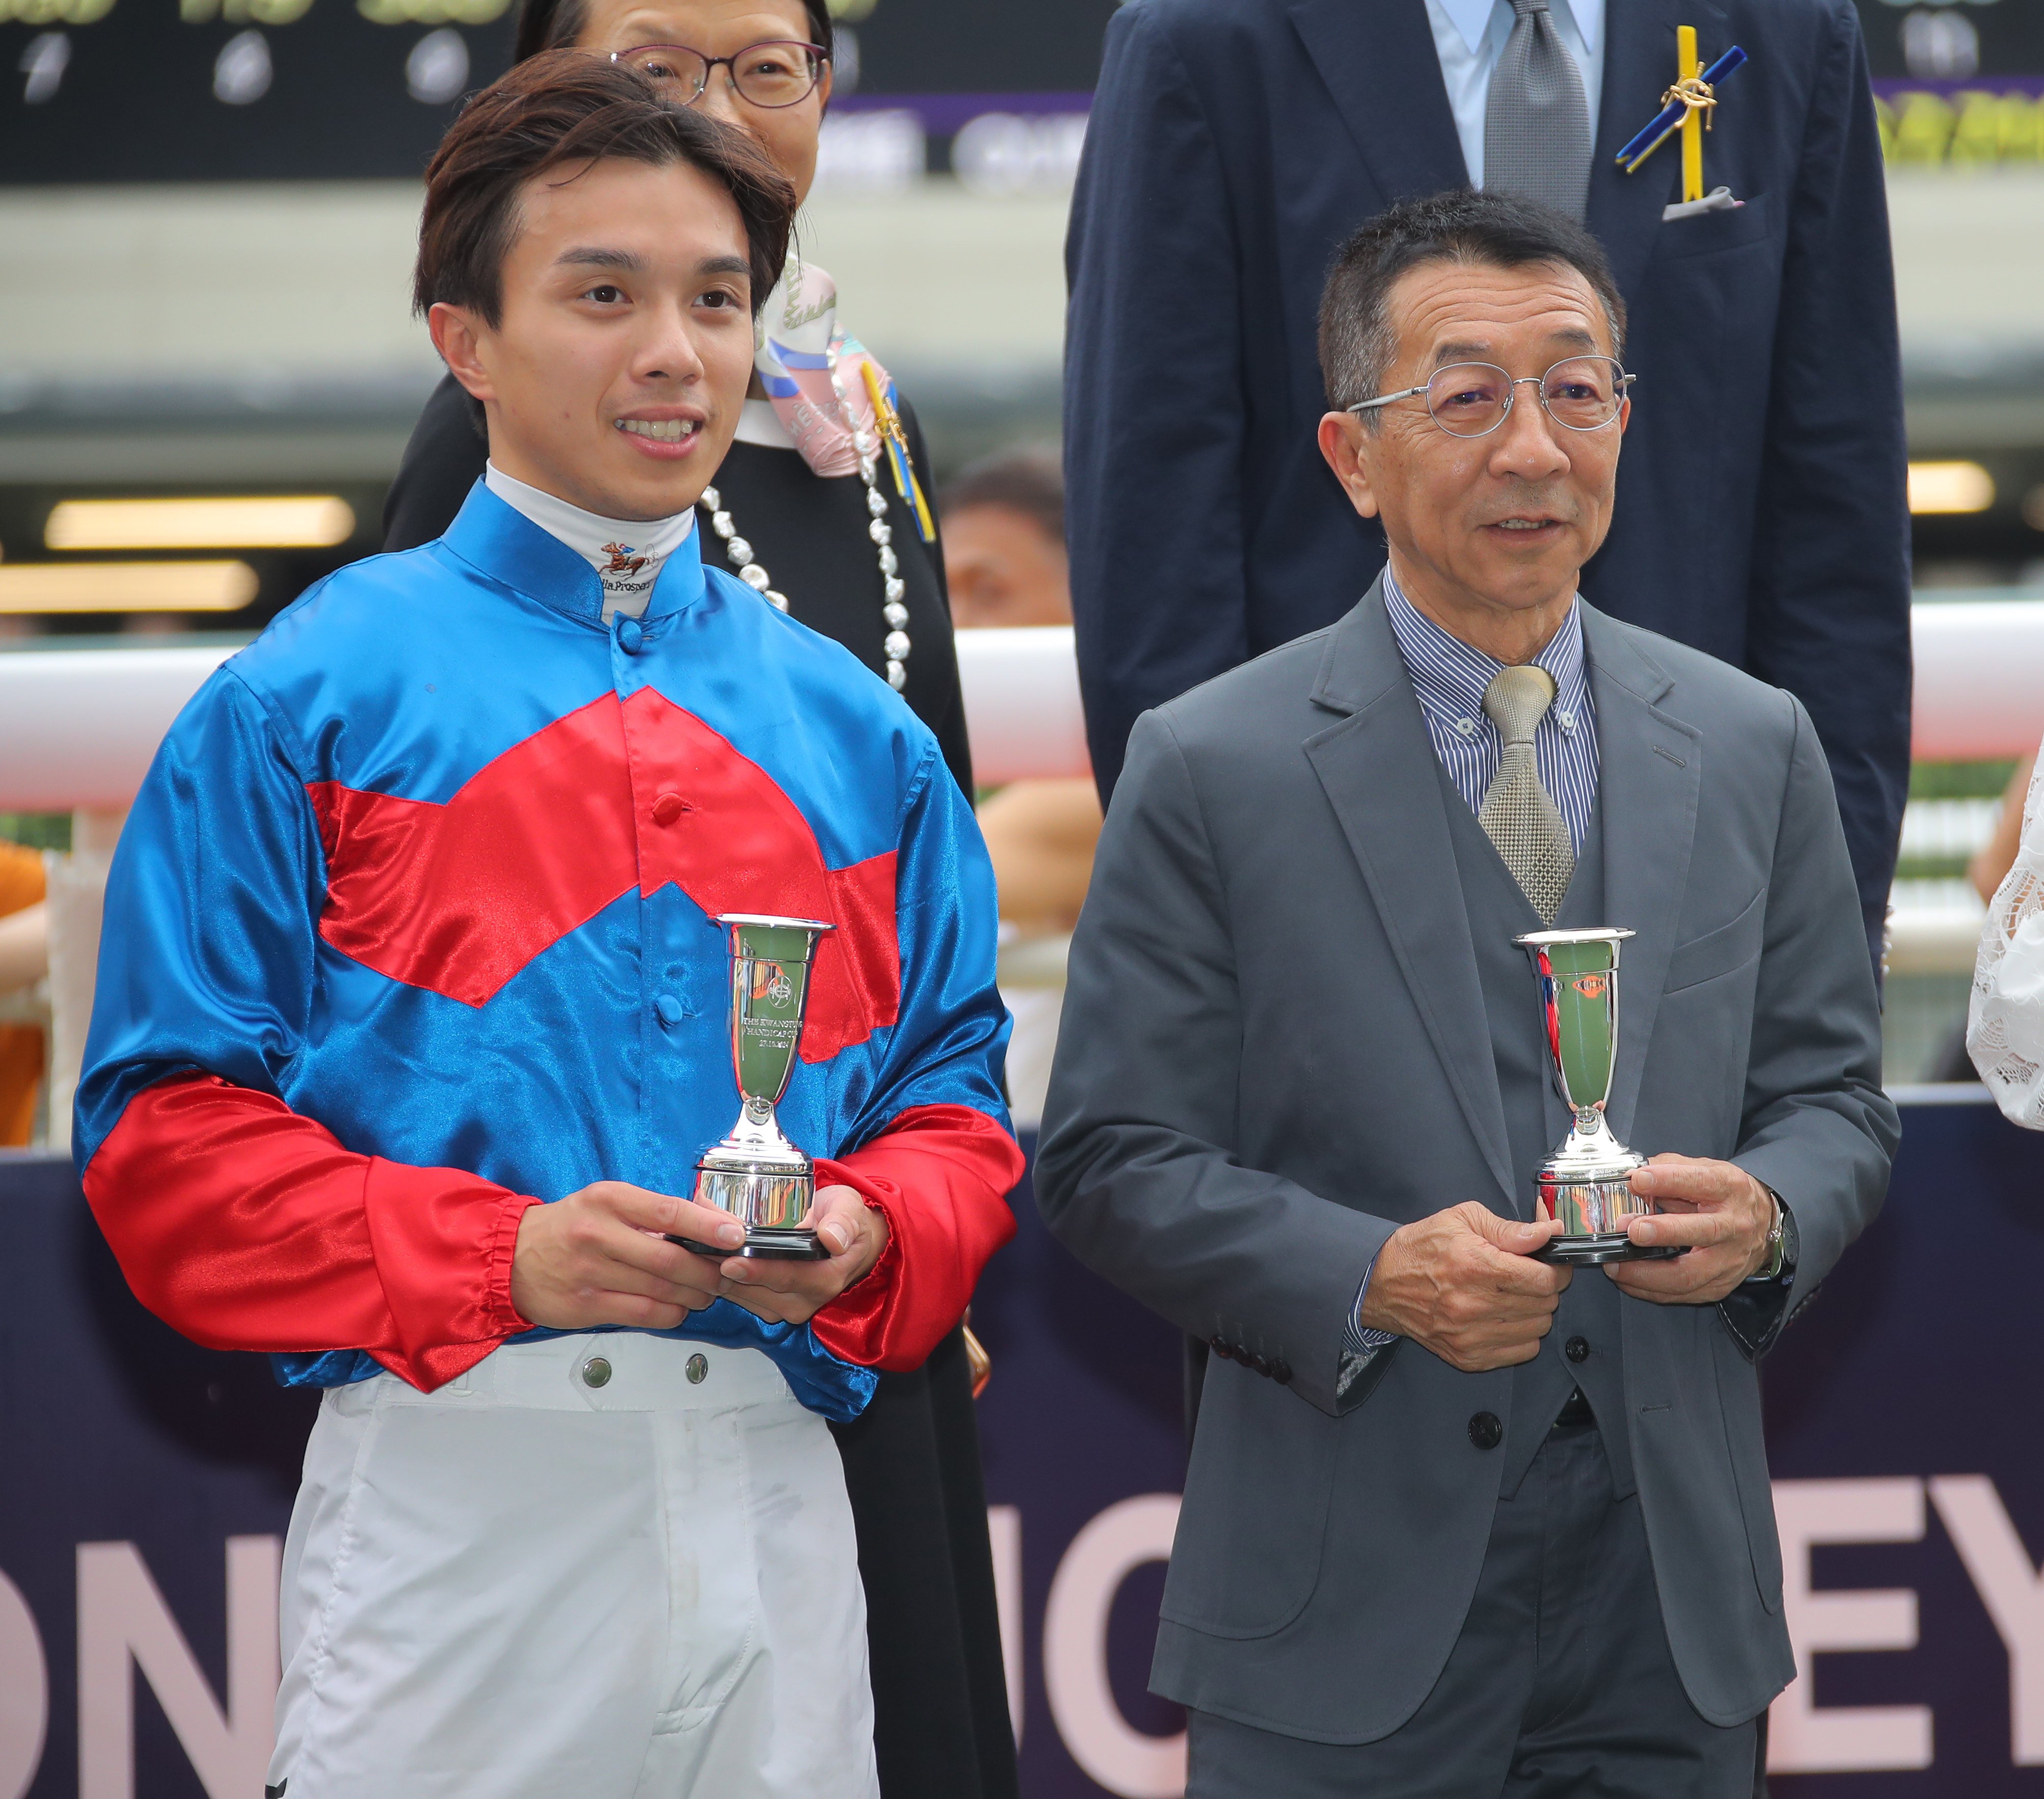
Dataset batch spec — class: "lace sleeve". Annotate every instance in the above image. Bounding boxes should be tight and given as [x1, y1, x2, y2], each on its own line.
[1968, 750, 2044, 1125]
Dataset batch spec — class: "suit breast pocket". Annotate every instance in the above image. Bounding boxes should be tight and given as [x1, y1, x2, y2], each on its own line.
[1655, 190, 1772, 262]
[1664, 888, 1766, 994]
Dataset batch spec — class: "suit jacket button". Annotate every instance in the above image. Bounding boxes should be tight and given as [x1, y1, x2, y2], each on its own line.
[1468, 1411, 1503, 1451]
[1209, 1337, 1233, 1360]
[1566, 1335, 1591, 1364]
[1270, 1358, 1293, 1385]
[1249, 1353, 1270, 1376]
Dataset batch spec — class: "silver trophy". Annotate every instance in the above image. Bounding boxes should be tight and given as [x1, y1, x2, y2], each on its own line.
[675, 913, 834, 1261]
[1513, 928, 1683, 1266]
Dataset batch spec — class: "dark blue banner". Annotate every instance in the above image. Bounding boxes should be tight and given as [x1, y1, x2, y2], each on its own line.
[3, 1095, 2040, 1795]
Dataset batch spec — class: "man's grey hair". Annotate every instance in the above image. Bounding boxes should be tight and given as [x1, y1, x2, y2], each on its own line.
[1318, 189, 1628, 424]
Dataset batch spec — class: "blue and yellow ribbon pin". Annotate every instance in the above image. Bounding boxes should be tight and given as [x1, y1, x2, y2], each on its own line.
[1616, 29, 1748, 203]
[859, 361, 936, 544]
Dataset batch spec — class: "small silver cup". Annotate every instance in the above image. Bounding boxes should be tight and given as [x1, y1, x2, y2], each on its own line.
[674, 913, 834, 1262]
[1513, 927, 1682, 1266]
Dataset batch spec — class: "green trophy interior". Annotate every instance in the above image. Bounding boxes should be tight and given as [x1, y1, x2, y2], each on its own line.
[733, 921, 814, 1103]
[1544, 938, 1616, 1108]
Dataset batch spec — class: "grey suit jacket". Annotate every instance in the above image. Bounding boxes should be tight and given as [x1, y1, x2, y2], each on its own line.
[1034, 585, 1898, 1740]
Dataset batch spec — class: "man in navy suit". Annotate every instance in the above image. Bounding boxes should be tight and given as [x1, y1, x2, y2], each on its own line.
[1065, 0, 1908, 969]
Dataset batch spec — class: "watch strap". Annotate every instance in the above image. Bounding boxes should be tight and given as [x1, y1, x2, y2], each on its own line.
[1751, 1187, 1790, 1282]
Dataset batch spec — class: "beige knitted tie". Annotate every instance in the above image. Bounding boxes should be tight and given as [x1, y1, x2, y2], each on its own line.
[1479, 663, 1574, 923]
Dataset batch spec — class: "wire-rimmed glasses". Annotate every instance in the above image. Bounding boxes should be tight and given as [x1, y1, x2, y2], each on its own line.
[1347, 357, 1635, 439]
[611, 40, 828, 110]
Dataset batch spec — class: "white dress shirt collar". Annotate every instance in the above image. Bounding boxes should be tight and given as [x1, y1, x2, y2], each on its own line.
[1432, 0, 1603, 61]
[1424, 0, 1605, 188]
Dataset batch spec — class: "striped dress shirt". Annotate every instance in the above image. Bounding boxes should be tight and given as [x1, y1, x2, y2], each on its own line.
[1381, 566, 1600, 854]
[1340, 572, 1602, 1379]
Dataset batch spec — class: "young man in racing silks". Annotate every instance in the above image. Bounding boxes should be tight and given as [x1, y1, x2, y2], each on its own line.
[75, 54, 1020, 1799]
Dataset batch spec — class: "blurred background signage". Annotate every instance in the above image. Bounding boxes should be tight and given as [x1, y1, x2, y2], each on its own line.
[1863, 0, 2044, 84]
[0, 0, 1116, 185]
[11, 0, 2044, 185]
[1862, 0, 2044, 167]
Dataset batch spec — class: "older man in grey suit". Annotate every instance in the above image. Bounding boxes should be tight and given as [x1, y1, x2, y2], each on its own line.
[1034, 188, 1897, 1793]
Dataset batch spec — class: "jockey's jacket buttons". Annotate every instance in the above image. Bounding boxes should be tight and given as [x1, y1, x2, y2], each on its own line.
[686, 1354, 708, 1385]
[652, 790, 684, 825]
[616, 617, 645, 655]
[581, 1356, 612, 1389]
[655, 994, 684, 1027]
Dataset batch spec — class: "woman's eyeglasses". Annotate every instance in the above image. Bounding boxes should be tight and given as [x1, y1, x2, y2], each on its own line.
[611, 41, 828, 111]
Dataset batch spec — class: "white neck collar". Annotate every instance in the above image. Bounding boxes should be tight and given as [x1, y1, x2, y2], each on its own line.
[484, 462, 698, 623]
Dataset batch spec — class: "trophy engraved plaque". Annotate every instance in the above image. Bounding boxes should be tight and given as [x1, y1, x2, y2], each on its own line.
[1513, 927, 1684, 1266]
[675, 913, 835, 1261]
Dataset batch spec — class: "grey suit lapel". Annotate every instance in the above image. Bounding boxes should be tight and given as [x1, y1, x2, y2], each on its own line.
[1580, 606, 1701, 1141]
[1289, 0, 1469, 198]
[1588, 0, 1728, 302]
[1305, 588, 1517, 1209]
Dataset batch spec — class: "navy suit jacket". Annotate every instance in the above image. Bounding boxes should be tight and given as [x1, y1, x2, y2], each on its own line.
[1064, 0, 1910, 959]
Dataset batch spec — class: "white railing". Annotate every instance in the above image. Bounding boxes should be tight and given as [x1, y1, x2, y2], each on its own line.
[1, 601, 2038, 982]
[1910, 599, 2044, 762]
[0, 626, 1091, 807]
[5, 604, 2043, 808]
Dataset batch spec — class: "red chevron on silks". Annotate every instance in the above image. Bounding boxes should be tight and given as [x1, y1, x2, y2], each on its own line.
[71, 480, 1024, 1420]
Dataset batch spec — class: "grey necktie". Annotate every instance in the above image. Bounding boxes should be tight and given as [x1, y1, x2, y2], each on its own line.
[1479, 663, 1575, 923]
[1484, 0, 1593, 221]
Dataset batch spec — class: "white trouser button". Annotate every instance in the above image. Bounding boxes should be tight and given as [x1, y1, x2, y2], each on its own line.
[581, 1356, 612, 1389]
[686, 1354, 708, 1385]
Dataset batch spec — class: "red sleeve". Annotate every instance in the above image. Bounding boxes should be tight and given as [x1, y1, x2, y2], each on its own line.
[809, 1102, 1023, 1372]
[82, 1073, 538, 1392]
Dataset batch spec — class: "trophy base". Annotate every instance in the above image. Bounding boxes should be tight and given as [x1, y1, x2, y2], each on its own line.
[669, 1227, 831, 1262]
[670, 1159, 829, 1261]
[1534, 1232, 1689, 1266]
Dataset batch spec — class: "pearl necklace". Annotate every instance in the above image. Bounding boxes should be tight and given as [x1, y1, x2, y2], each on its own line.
[697, 347, 913, 692]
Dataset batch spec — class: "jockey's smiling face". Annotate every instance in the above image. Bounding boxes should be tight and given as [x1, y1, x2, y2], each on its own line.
[429, 155, 757, 523]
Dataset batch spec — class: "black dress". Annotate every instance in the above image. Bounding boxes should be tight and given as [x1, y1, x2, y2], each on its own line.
[382, 375, 1016, 1799]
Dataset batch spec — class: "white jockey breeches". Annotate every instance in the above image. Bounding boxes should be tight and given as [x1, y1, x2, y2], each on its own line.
[268, 1334, 876, 1799]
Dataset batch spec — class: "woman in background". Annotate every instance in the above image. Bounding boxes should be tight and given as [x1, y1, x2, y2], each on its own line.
[1970, 751, 2044, 1120]
[1926, 750, 2035, 1085]
[381, 8, 1006, 1795]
